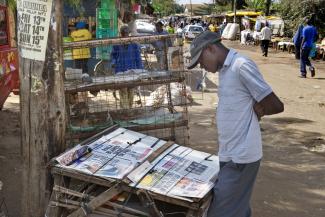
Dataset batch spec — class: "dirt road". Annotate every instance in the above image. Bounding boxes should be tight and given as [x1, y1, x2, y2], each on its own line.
[0, 41, 324, 217]
[189, 41, 325, 217]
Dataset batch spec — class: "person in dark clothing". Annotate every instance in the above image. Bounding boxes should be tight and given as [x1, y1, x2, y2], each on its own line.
[293, 24, 304, 59]
[111, 26, 143, 109]
[299, 19, 317, 78]
[260, 22, 272, 57]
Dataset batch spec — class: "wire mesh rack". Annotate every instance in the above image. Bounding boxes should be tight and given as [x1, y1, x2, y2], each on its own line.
[63, 34, 191, 146]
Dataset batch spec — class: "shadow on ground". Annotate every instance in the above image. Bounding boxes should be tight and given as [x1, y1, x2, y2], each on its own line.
[252, 116, 325, 217]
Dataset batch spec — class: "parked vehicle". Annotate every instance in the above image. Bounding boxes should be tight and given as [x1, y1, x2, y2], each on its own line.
[183, 25, 204, 40]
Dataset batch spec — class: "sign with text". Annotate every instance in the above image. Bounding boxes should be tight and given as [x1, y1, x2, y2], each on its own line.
[17, 0, 52, 61]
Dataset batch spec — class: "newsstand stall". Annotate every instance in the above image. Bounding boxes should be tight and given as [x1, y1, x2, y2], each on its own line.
[46, 125, 219, 217]
[0, 2, 19, 109]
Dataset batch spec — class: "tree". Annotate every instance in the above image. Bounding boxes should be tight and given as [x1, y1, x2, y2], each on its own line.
[152, 0, 176, 16]
[245, 0, 265, 11]
[175, 4, 185, 14]
[277, 0, 325, 37]
[233, 0, 248, 10]
[194, 3, 215, 15]
[265, 0, 271, 15]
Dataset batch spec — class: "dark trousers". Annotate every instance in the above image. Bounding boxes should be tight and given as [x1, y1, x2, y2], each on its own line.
[295, 45, 301, 59]
[300, 47, 312, 76]
[207, 160, 260, 217]
[260, 40, 270, 57]
[75, 59, 89, 74]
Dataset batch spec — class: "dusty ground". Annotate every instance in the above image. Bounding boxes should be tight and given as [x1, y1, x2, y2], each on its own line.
[0, 41, 325, 217]
[188, 41, 325, 217]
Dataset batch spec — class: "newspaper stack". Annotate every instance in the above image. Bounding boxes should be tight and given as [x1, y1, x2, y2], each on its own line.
[55, 128, 219, 199]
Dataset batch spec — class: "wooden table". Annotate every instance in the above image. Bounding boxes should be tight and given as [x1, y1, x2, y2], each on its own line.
[45, 126, 213, 217]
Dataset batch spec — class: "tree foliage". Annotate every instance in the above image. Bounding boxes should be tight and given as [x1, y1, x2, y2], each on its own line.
[277, 0, 325, 37]
[152, 0, 176, 16]
[65, 0, 82, 8]
[194, 3, 215, 16]
[7, 0, 16, 10]
[245, 0, 265, 11]
[194, 2, 231, 15]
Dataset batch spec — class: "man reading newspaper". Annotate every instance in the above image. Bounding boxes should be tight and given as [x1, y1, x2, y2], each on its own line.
[188, 31, 284, 217]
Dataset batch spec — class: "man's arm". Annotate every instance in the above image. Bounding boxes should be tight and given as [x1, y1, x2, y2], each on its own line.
[300, 37, 305, 49]
[300, 27, 306, 49]
[254, 92, 284, 120]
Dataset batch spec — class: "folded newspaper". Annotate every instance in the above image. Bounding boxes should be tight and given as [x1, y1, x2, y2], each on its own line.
[55, 128, 219, 199]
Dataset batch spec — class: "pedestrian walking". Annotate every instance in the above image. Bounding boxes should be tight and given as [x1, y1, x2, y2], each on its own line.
[152, 21, 172, 70]
[300, 18, 318, 78]
[188, 31, 284, 217]
[260, 22, 272, 57]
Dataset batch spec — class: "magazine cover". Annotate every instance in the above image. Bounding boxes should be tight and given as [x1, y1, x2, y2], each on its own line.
[73, 152, 110, 174]
[95, 157, 135, 179]
[168, 177, 214, 198]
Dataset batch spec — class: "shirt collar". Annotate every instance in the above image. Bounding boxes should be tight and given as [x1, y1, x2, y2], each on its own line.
[220, 48, 237, 72]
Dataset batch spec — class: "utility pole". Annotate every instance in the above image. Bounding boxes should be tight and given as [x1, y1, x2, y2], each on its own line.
[190, 0, 193, 17]
[265, 0, 271, 16]
[233, 0, 237, 23]
[19, 0, 66, 216]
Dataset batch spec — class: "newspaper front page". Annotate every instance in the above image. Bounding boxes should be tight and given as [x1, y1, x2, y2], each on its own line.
[55, 128, 219, 199]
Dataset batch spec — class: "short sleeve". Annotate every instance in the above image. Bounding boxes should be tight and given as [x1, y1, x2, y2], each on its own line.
[239, 60, 273, 102]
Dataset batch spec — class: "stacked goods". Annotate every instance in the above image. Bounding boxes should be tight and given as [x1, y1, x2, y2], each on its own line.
[222, 23, 240, 40]
[96, 0, 118, 59]
[54, 127, 219, 198]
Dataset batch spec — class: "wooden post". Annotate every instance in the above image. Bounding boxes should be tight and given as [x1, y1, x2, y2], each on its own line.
[19, 0, 66, 216]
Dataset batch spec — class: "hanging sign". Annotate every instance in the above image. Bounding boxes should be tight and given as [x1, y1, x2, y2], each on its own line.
[17, 0, 53, 61]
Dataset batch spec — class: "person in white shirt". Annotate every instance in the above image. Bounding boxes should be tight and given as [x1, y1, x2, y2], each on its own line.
[260, 22, 272, 57]
[123, 11, 138, 36]
[188, 31, 284, 217]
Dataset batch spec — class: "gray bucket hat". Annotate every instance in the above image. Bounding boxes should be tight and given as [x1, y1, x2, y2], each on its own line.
[188, 31, 222, 69]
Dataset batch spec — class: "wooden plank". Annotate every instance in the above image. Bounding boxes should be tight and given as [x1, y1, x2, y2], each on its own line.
[47, 0, 67, 158]
[45, 175, 68, 217]
[197, 195, 212, 217]
[66, 120, 188, 141]
[63, 34, 177, 49]
[145, 141, 174, 163]
[145, 191, 199, 209]
[53, 185, 149, 216]
[20, 58, 49, 217]
[126, 120, 188, 132]
[20, 1, 66, 216]
[67, 183, 123, 217]
[52, 167, 115, 187]
[137, 190, 163, 217]
[65, 76, 185, 94]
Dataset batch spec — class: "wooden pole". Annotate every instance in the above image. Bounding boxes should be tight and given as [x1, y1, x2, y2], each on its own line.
[19, 0, 66, 216]
[62, 34, 177, 49]
[233, 0, 237, 23]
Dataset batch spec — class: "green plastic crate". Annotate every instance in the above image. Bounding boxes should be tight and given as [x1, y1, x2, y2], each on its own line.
[101, 0, 115, 9]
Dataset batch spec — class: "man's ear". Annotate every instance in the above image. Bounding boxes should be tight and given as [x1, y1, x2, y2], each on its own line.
[206, 44, 217, 53]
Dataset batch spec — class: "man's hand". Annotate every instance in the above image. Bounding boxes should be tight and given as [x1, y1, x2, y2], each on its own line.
[254, 92, 284, 121]
[254, 103, 264, 121]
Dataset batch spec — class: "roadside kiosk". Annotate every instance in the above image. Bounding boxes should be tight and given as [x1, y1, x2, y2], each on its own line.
[0, 1, 19, 109]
